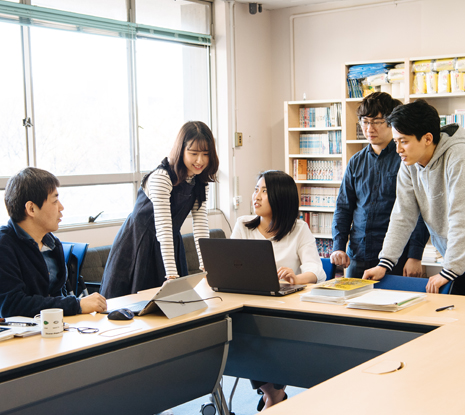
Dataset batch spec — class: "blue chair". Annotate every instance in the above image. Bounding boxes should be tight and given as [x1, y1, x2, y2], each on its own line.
[321, 257, 336, 280]
[63, 242, 89, 297]
[375, 274, 453, 294]
[61, 242, 74, 265]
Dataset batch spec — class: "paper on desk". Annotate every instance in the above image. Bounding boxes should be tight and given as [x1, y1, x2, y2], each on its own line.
[5, 316, 41, 337]
[346, 290, 426, 312]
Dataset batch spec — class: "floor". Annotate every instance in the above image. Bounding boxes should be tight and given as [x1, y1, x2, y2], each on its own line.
[171, 376, 305, 415]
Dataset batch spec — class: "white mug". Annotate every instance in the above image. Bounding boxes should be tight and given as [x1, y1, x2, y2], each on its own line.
[39, 308, 64, 338]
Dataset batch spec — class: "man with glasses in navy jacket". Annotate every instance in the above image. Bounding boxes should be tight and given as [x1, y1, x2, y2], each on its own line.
[331, 92, 429, 278]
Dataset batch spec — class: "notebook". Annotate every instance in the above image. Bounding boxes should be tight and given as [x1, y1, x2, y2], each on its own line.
[104, 272, 207, 319]
[199, 238, 306, 296]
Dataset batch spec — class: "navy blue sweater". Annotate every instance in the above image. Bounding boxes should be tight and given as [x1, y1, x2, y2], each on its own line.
[0, 220, 80, 318]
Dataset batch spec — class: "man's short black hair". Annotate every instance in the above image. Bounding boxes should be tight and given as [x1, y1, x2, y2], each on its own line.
[386, 99, 441, 144]
[4, 167, 60, 222]
[357, 92, 403, 119]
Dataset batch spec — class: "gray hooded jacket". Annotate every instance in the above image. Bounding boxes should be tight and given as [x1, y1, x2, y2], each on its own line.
[379, 124, 465, 281]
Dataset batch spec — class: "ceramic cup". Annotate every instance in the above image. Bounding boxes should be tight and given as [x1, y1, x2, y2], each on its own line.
[39, 308, 64, 338]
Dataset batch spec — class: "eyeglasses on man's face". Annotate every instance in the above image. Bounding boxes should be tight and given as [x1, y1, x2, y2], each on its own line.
[359, 118, 386, 129]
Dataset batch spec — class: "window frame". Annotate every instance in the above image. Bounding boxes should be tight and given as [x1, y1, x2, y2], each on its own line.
[0, 0, 215, 229]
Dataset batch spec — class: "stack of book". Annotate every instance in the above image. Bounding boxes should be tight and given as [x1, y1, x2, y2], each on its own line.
[301, 278, 377, 304]
[421, 245, 442, 264]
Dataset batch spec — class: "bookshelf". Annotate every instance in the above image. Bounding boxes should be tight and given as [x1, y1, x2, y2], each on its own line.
[284, 100, 343, 257]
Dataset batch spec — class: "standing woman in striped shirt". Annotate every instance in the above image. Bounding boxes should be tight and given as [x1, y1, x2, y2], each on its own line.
[100, 121, 219, 299]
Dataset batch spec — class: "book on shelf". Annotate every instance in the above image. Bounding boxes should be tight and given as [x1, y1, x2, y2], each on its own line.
[346, 290, 427, 312]
[293, 159, 307, 181]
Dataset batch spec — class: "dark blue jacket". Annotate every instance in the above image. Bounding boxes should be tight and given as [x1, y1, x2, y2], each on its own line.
[332, 140, 429, 261]
[0, 219, 80, 318]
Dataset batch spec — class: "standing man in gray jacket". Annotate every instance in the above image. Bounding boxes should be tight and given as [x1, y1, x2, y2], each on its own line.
[363, 99, 465, 295]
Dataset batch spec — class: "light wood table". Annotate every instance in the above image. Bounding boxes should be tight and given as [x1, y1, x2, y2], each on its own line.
[1, 279, 464, 415]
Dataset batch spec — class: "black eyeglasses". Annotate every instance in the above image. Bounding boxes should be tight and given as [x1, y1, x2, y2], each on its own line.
[359, 119, 386, 128]
[65, 326, 99, 334]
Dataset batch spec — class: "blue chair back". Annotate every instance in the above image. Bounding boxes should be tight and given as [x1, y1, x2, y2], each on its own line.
[61, 242, 74, 265]
[375, 274, 453, 294]
[63, 242, 89, 296]
[321, 258, 336, 280]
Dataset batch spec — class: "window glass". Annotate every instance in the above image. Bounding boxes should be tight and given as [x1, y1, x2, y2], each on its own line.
[30, 26, 132, 175]
[136, 39, 210, 171]
[0, 23, 27, 176]
[58, 183, 134, 225]
[31, 0, 128, 21]
[136, 0, 210, 35]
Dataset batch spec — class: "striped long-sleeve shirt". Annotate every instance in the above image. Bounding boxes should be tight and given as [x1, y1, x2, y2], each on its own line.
[144, 169, 209, 278]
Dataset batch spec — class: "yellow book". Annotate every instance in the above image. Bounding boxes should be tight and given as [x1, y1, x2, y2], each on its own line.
[309, 278, 377, 298]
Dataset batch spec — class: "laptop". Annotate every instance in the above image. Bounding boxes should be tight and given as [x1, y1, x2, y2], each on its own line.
[104, 272, 207, 319]
[199, 238, 306, 296]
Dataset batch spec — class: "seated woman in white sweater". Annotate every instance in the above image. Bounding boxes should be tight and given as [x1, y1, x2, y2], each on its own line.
[231, 170, 325, 411]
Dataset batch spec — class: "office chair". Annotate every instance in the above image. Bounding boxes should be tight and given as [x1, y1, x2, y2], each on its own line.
[62, 242, 74, 265]
[63, 242, 90, 297]
[375, 274, 454, 294]
[321, 257, 336, 280]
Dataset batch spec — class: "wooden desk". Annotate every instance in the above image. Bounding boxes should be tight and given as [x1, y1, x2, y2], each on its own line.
[0, 285, 240, 415]
[1, 279, 464, 415]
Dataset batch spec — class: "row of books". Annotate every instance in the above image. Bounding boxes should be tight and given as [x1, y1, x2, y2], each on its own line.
[355, 123, 365, 140]
[315, 238, 333, 258]
[299, 131, 342, 155]
[298, 103, 342, 128]
[300, 186, 338, 208]
[346, 78, 364, 98]
[293, 159, 343, 181]
[440, 110, 465, 128]
[303, 212, 333, 235]
[421, 244, 443, 264]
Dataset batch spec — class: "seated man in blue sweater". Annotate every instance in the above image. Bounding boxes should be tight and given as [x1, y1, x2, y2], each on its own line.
[0, 167, 107, 318]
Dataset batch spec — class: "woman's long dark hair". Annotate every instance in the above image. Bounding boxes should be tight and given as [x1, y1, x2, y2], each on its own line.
[245, 170, 299, 241]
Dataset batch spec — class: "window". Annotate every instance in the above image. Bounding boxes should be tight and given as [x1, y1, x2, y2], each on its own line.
[30, 26, 132, 175]
[0, 0, 213, 227]
[136, 38, 210, 171]
[0, 23, 26, 176]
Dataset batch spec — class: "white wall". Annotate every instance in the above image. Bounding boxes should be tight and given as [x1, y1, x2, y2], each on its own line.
[269, 0, 465, 164]
[230, 3, 274, 218]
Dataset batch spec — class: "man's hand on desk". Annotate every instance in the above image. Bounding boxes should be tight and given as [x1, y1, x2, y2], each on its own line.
[426, 274, 448, 293]
[80, 292, 107, 314]
[362, 266, 386, 281]
[403, 258, 423, 278]
[330, 250, 350, 268]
